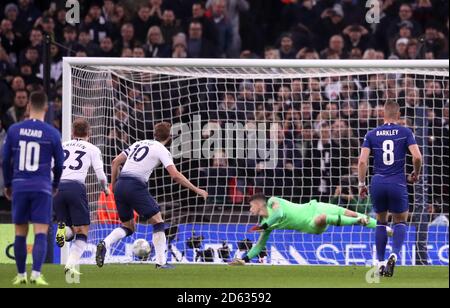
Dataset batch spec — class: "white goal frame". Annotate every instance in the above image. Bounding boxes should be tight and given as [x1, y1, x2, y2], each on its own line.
[61, 58, 449, 265]
[62, 58, 449, 143]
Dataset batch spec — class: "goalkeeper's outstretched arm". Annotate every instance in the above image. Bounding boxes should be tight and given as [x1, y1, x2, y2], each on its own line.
[229, 230, 271, 265]
[246, 230, 271, 261]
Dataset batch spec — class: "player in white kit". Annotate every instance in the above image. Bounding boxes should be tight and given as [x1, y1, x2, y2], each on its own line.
[54, 118, 109, 274]
[96, 122, 208, 269]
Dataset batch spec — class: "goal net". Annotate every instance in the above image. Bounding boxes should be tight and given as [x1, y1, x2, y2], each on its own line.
[62, 59, 449, 266]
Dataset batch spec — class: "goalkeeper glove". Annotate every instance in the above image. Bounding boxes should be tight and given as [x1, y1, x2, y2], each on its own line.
[249, 223, 268, 233]
[228, 256, 250, 266]
[228, 258, 245, 266]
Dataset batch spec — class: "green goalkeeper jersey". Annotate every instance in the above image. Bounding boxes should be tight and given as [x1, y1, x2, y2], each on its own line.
[260, 197, 326, 233]
[245, 197, 347, 259]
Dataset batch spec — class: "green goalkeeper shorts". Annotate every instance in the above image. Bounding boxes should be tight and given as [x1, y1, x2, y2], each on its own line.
[304, 200, 347, 234]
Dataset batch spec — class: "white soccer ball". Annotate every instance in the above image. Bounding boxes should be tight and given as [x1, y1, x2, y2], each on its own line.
[132, 239, 151, 259]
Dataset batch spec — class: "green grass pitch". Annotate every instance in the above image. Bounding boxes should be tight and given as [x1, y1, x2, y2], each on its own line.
[0, 264, 448, 288]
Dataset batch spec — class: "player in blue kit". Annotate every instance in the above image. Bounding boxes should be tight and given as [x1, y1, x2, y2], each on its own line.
[358, 101, 422, 277]
[2, 92, 65, 285]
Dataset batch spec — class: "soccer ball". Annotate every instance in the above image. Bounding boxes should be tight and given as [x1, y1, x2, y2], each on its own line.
[132, 239, 151, 260]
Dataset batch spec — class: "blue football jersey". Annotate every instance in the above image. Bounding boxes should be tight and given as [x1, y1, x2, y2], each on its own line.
[2, 119, 65, 195]
[362, 123, 417, 184]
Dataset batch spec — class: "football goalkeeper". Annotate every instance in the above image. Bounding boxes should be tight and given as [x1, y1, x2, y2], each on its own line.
[229, 193, 392, 265]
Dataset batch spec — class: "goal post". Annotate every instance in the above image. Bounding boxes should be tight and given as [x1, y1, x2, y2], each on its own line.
[62, 58, 449, 266]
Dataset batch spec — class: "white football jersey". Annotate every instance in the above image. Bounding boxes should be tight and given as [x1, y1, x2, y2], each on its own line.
[61, 139, 107, 187]
[120, 140, 174, 183]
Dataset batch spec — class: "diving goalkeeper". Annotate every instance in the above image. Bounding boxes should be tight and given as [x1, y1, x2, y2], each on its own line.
[229, 194, 392, 265]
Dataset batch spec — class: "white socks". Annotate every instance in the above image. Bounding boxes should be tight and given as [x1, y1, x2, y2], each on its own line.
[104, 227, 127, 249]
[65, 227, 74, 241]
[31, 271, 41, 279]
[66, 239, 87, 268]
[153, 231, 167, 266]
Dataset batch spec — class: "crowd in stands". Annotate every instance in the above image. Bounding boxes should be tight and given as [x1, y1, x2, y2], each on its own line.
[0, 0, 449, 218]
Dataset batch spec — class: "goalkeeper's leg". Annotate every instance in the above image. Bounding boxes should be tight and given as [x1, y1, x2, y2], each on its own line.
[314, 203, 377, 229]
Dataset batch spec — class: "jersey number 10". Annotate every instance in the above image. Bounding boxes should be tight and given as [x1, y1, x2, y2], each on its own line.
[18, 141, 40, 172]
[382, 140, 395, 166]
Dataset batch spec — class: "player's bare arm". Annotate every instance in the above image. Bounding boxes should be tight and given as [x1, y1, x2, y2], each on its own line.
[166, 165, 208, 200]
[111, 153, 127, 191]
[358, 147, 371, 199]
[408, 144, 423, 183]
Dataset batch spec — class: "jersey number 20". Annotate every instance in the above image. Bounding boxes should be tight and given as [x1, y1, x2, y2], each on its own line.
[18, 141, 40, 172]
[382, 140, 395, 166]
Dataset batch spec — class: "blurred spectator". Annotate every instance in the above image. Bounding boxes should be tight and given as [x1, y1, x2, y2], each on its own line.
[81, 2, 112, 44]
[132, 4, 156, 44]
[317, 7, 346, 51]
[78, 28, 100, 57]
[343, 24, 370, 55]
[102, 0, 116, 23]
[423, 22, 448, 59]
[114, 22, 139, 54]
[4, 3, 26, 36]
[312, 121, 333, 199]
[62, 25, 82, 57]
[172, 32, 187, 58]
[143, 25, 171, 58]
[320, 35, 345, 59]
[331, 176, 372, 215]
[1, 18, 22, 63]
[133, 45, 146, 58]
[209, 0, 233, 58]
[0, 45, 14, 79]
[2, 89, 28, 130]
[38, 44, 62, 84]
[255, 123, 301, 197]
[390, 37, 410, 59]
[17, 0, 41, 34]
[206, 0, 249, 57]
[264, 46, 280, 59]
[200, 150, 236, 204]
[296, 47, 319, 59]
[188, 1, 217, 44]
[99, 36, 117, 57]
[278, 33, 296, 59]
[0, 118, 11, 212]
[160, 9, 182, 46]
[187, 21, 216, 58]
[388, 3, 423, 41]
[351, 101, 375, 140]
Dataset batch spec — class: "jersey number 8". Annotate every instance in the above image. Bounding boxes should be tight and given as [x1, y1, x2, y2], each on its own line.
[382, 140, 395, 166]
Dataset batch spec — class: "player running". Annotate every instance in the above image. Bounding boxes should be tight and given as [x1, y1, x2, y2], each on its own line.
[358, 101, 422, 277]
[54, 118, 109, 275]
[229, 194, 390, 265]
[2, 91, 65, 285]
[96, 122, 208, 268]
